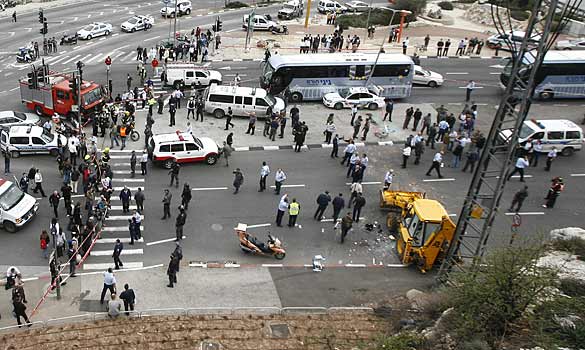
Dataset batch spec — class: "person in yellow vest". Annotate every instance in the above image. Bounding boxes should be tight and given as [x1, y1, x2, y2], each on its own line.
[288, 198, 300, 227]
[119, 125, 128, 150]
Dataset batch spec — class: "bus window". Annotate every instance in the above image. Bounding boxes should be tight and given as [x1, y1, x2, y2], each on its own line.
[547, 131, 564, 140]
[209, 94, 233, 103]
[328, 66, 349, 77]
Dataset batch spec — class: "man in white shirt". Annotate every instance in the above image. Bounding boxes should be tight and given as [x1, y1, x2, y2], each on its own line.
[545, 147, 557, 172]
[426, 151, 444, 178]
[465, 80, 476, 102]
[100, 268, 117, 304]
[276, 194, 289, 227]
[141, 151, 148, 176]
[259, 161, 270, 192]
[508, 155, 530, 182]
[274, 168, 286, 195]
[384, 169, 394, 189]
[341, 141, 357, 166]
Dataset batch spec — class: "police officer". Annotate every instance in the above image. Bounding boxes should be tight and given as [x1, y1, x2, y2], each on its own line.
[195, 98, 204, 122]
[169, 160, 180, 188]
[288, 198, 300, 227]
[175, 205, 187, 241]
[162, 189, 172, 220]
[113, 239, 124, 270]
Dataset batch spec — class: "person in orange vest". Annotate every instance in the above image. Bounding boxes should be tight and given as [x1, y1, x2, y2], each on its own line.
[119, 125, 128, 150]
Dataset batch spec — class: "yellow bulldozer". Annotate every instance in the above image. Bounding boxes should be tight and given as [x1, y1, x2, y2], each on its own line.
[380, 189, 456, 273]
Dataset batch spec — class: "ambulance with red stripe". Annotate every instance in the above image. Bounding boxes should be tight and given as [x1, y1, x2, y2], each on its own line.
[0, 178, 38, 232]
[148, 131, 221, 169]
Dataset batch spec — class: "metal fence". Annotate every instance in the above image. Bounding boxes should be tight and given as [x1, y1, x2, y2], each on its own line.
[0, 306, 374, 334]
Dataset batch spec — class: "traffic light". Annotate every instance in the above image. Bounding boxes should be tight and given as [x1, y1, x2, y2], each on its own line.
[40, 21, 48, 35]
[38, 9, 43, 24]
[69, 75, 78, 102]
[212, 24, 217, 32]
[27, 72, 37, 89]
[216, 17, 222, 32]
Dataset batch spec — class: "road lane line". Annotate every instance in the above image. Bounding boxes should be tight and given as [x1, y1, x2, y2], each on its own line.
[109, 205, 137, 210]
[423, 178, 456, 182]
[571, 173, 585, 177]
[247, 223, 271, 229]
[504, 212, 545, 216]
[102, 225, 144, 232]
[261, 264, 283, 267]
[91, 248, 143, 256]
[146, 237, 186, 246]
[192, 187, 228, 191]
[112, 187, 140, 191]
[263, 145, 279, 150]
[269, 184, 305, 188]
[345, 264, 366, 267]
[446, 72, 469, 75]
[111, 178, 145, 182]
[321, 217, 364, 222]
[106, 215, 143, 220]
[82, 262, 143, 270]
[345, 181, 380, 185]
[144, 35, 161, 42]
[62, 54, 82, 65]
[49, 55, 71, 65]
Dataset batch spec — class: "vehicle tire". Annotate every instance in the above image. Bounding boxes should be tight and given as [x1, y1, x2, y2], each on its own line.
[3, 221, 17, 233]
[105, 30, 110, 36]
[274, 252, 286, 260]
[334, 102, 343, 110]
[561, 147, 574, 156]
[163, 159, 174, 169]
[50, 148, 59, 157]
[205, 154, 218, 165]
[209, 80, 220, 85]
[539, 90, 554, 100]
[290, 92, 303, 103]
[87, 35, 92, 40]
[34, 105, 43, 117]
[428, 81, 438, 88]
[10, 151, 19, 158]
[368, 103, 378, 110]
[213, 109, 225, 119]
[185, 9, 191, 14]
[131, 28, 136, 33]
[131, 130, 140, 142]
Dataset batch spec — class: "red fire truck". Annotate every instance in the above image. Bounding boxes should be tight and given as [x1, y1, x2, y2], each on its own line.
[19, 68, 105, 121]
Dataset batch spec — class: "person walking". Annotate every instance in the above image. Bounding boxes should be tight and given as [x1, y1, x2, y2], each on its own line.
[508, 186, 528, 212]
[348, 181, 363, 209]
[100, 268, 117, 304]
[126, 74, 132, 91]
[258, 161, 270, 192]
[161, 189, 172, 219]
[352, 116, 362, 139]
[340, 212, 353, 244]
[384, 169, 394, 189]
[383, 99, 393, 122]
[48, 190, 61, 218]
[33, 169, 47, 197]
[314, 191, 331, 221]
[507, 155, 530, 182]
[222, 141, 232, 167]
[4, 149, 11, 174]
[340, 140, 356, 166]
[332, 193, 345, 223]
[175, 205, 187, 241]
[157, 94, 164, 114]
[141, 150, 148, 175]
[119, 186, 132, 213]
[426, 151, 444, 178]
[129, 150, 137, 178]
[465, 80, 476, 102]
[13, 295, 31, 328]
[274, 168, 286, 195]
[169, 160, 180, 188]
[350, 104, 358, 126]
[167, 253, 180, 288]
[402, 107, 414, 130]
[543, 177, 564, 209]
[401, 145, 411, 168]
[544, 147, 557, 172]
[181, 183, 192, 209]
[232, 168, 244, 194]
[135, 187, 145, 212]
[119, 283, 135, 315]
[352, 193, 366, 222]
[196, 98, 204, 122]
[288, 198, 300, 227]
[113, 239, 124, 270]
[361, 116, 371, 141]
[276, 194, 288, 227]
[412, 108, 422, 131]
[245, 112, 256, 135]
[324, 120, 336, 144]
[187, 97, 195, 120]
[225, 107, 235, 130]
[40, 230, 50, 259]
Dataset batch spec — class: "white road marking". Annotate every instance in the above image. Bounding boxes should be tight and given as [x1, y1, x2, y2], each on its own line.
[91, 248, 143, 256]
[192, 187, 228, 191]
[504, 212, 545, 216]
[113, 187, 141, 191]
[345, 264, 366, 267]
[345, 181, 380, 185]
[113, 170, 132, 174]
[496, 175, 533, 179]
[247, 223, 271, 229]
[570, 173, 585, 177]
[321, 217, 364, 222]
[234, 146, 249, 151]
[106, 215, 144, 220]
[378, 141, 394, 146]
[49, 55, 71, 65]
[446, 72, 469, 75]
[423, 178, 456, 182]
[553, 104, 568, 107]
[62, 54, 83, 65]
[489, 72, 500, 75]
[109, 205, 137, 210]
[144, 35, 161, 42]
[263, 145, 279, 150]
[146, 237, 185, 246]
[9, 87, 18, 91]
[269, 184, 305, 188]
[102, 225, 144, 232]
[261, 264, 283, 267]
[111, 178, 145, 182]
[82, 262, 143, 270]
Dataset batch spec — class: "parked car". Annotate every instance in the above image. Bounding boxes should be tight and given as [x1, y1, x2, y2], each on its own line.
[0, 125, 67, 157]
[322, 87, 385, 110]
[242, 14, 278, 31]
[0, 111, 40, 128]
[317, 0, 348, 13]
[345, 0, 370, 12]
[77, 22, 113, 40]
[148, 132, 220, 168]
[413, 65, 444, 87]
[555, 38, 585, 50]
[0, 178, 39, 233]
[161, 0, 192, 17]
[163, 63, 223, 89]
[121, 15, 154, 32]
[486, 31, 541, 50]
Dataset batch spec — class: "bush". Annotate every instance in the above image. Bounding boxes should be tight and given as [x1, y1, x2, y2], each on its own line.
[337, 8, 401, 30]
[559, 278, 585, 297]
[373, 332, 427, 350]
[510, 10, 529, 21]
[552, 237, 585, 257]
[438, 1, 454, 10]
[224, 1, 249, 9]
[394, 0, 428, 21]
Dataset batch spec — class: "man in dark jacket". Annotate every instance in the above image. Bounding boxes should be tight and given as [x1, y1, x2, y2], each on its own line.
[49, 190, 61, 218]
[134, 187, 145, 212]
[162, 189, 172, 220]
[113, 239, 123, 270]
[508, 186, 528, 212]
[340, 212, 353, 244]
[167, 253, 180, 288]
[119, 186, 132, 213]
[175, 206, 187, 241]
[119, 283, 135, 315]
[352, 194, 366, 222]
[61, 183, 73, 216]
[314, 191, 331, 221]
[169, 161, 180, 188]
[332, 193, 345, 223]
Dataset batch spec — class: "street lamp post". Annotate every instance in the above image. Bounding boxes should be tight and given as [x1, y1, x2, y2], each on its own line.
[364, 9, 411, 88]
[363, 0, 374, 42]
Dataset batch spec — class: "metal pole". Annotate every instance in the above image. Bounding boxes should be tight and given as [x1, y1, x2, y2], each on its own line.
[77, 70, 82, 132]
[363, 0, 374, 42]
[173, 1, 178, 47]
[365, 10, 397, 87]
[304, 0, 311, 28]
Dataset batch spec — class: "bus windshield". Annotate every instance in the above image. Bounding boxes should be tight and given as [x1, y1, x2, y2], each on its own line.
[0, 183, 25, 211]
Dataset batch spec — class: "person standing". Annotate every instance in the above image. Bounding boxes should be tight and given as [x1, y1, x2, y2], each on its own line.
[314, 191, 331, 221]
[181, 183, 192, 209]
[119, 186, 132, 213]
[331, 134, 340, 158]
[543, 177, 564, 209]
[508, 186, 528, 212]
[507, 155, 530, 182]
[4, 149, 10, 174]
[340, 212, 353, 244]
[13, 295, 31, 328]
[545, 147, 557, 172]
[49, 190, 61, 218]
[426, 151, 444, 178]
[279, 113, 287, 138]
[100, 268, 117, 304]
[401, 145, 411, 169]
[162, 189, 172, 220]
[436, 38, 444, 57]
[259, 161, 270, 192]
[462, 148, 479, 173]
[384, 169, 394, 189]
[168, 101, 177, 126]
[361, 116, 371, 141]
[443, 39, 451, 56]
[246, 112, 256, 135]
[196, 98, 204, 122]
[403, 107, 414, 130]
[340, 140, 356, 166]
[222, 141, 232, 167]
[350, 104, 358, 126]
[383, 99, 393, 122]
[352, 115, 362, 139]
[175, 205, 187, 241]
[276, 194, 288, 227]
[412, 108, 422, 131]
[119, 283, 135, 316]
[135, 187, 145, 212]
[465, 80, 476, 102]
[424, 34, 430, 50]
[287, 198, 300, 227]
[33, 169, 47, 197]
[130, 150, 137, 178]
[141, 150, 148, 175]
[332, 193, 345, 223]
[324, 120, 336, 144]
[113, 239, 124, 270]
[225, 107, 235, 130]
[187, 97, 195, 120]
[61, 183, 73, 216]
[12, 11, 17, 23]
[352, 193, 366, 222]
[232, 168, 244, 194]
[169, 160, 180, 188]
[167, 253, 180, 288]
[274, 168, 286, 195]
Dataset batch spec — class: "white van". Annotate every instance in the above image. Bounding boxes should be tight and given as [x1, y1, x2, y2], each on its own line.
[203, 84, 286, 119]
[499, 119, 583, 156]
[163, 64, 223, 89]
[278, 0, 303, 20]
[318, 0, 348, 13]
[0, 125, 67, 158]
[0, 178, 39, 232]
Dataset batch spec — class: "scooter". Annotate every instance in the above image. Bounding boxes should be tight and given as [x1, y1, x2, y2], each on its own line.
[271, 25, 288, 35]
[236, 223, 286, 260]
[16, 48, 34, 63]
[60, 33, 78, 46]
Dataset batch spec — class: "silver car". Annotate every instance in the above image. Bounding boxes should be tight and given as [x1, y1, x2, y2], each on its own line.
[0, 111, 40, 128]
[345, 0, 370, 12]
[555, 38, 585, 50]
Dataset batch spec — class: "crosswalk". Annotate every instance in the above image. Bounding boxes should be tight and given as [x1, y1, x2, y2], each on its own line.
[82, 150, 147, 271]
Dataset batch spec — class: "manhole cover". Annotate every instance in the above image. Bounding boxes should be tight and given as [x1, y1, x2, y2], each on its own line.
[200, 340, 220, 350]
[270, 323, 291, 339]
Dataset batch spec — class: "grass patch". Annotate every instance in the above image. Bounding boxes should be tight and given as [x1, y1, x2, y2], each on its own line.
[560, 278, 585, 297]
[438, 1, 454, 10]
[225, 1, 249, 9]
[551, 237, 585, 257]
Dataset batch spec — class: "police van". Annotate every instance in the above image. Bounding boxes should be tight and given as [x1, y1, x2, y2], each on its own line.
[0, 178, 38, 232]
[499, 119, 584, 156]
[203, 84, 286, 119]
[0, 125, 67, 158]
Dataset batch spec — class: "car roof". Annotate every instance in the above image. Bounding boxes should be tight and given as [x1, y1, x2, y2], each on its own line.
[6, 125, 44, 136]
[346, 87, 373, 94]
[152, 132, 196, 144]
[527, 119, 582, 131]
[208, 84, 268, 98]
[0, 111, 17, 118]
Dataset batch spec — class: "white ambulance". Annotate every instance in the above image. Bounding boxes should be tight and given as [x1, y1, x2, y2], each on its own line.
[0, 178, 38, 232]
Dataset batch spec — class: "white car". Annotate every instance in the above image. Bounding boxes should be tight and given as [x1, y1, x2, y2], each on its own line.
[161, 0, 192, 17]
[486, 31, 541, 50]
[323, 87, 385, 110]
[0, 111, 40, 128]
[555, 38, 585, 50]
[77, 22, 113, 40]
[148, 132, 220, 169]
[121, 15, 154, 32]
[345, 0, 370, 12]
[242, 14, 278, 31]
[0, 178, 39, 233]
[413, 65, 444, 87]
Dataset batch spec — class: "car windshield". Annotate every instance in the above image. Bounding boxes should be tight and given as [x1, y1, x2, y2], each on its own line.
[81, 25, 93, 31]
[0, 183, 25, 211]
[13, 112, 26, 121]
[519, 123, 537, 139]
[82, 88, 102, 107]
[128, 17, 138, 24]
[193, 137, 203, 149]
[41, 128, 54, 143]
[284, 4, 295, 9]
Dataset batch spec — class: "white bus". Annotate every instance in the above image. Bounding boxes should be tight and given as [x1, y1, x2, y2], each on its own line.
[260, 53, 414, 102]
[500, 50, 585, 100]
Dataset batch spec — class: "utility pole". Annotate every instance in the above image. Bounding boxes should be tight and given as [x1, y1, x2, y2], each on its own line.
[173, 1, 178, 48]
[363, 0, 374, 42]
[304, 0, 311, 28]
[245, 9, 254, 51]
[76, 61, 84, 131]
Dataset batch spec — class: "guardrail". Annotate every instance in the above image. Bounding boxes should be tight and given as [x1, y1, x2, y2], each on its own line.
[0, 306, 374, 333]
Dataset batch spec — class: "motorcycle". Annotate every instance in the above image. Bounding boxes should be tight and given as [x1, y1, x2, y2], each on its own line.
[271, 25, 288, 35]
[16, 47, 35, 63]
[236, 223, 286, 260]
[60, 33, 78, 46]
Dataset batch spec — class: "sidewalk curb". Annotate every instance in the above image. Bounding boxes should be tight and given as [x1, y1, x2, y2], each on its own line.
[188, 261, 408, 269]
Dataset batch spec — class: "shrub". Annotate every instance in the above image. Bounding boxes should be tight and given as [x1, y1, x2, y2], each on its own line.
[510, 10, 530, 21]
[225, 1, 249, 9]
[559, 278, 585, 297]
[438, 1, 454, 10]
[551, 237, 585, 257]
[373, 332, 427, 350]
[337, 8, 402, 29]
[394, 0, 428, 21]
